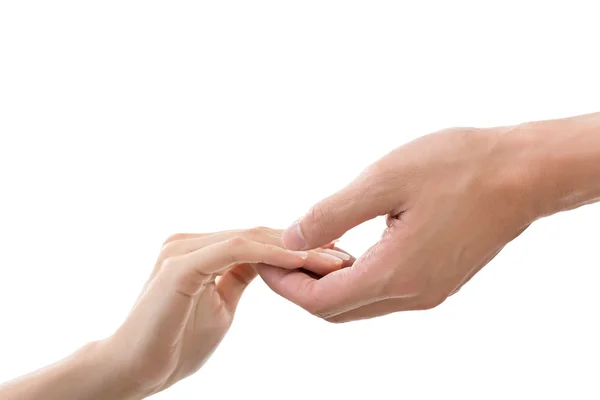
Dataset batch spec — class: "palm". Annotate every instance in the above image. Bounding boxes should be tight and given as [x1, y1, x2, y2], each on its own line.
[158, 264, 253, 390]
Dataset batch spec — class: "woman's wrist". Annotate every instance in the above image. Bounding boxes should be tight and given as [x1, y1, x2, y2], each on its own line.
[74, 340, 145, 400]
[509, 112, 600, 220]
[46, 340, 143, 400]
[0, 340, 144, 400]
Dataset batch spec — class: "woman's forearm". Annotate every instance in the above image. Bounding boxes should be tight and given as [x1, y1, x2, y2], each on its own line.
[0, 341, 139, 400]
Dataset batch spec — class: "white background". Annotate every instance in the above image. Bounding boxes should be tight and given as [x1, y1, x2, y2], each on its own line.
[1, 1, 599, 399]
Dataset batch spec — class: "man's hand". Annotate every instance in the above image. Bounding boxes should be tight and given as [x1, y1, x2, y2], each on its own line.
[258, 113, 600, 322]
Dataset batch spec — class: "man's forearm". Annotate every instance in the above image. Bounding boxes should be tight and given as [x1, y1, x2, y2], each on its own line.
[0, 341, 139, 400]
[509, 112, 600, 219]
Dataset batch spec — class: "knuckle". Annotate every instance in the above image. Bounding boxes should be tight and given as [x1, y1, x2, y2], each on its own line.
[245, 226, 271, 238]
[162, 233, 187, 247]
[160, 241, 181, 259]
[160, 256, 181, 270]
[225, 237, 251, 263]
[227, 236, 249, 248]
[416, 293, 447, 311]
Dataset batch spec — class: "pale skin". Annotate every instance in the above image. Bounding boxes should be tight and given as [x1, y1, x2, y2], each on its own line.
[259, 112, 600, 322]
[0, 228, 351, 399]
[2, 112, 600, 396]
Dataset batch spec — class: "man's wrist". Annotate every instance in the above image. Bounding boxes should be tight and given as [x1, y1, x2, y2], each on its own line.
[509, 113, 600, 220]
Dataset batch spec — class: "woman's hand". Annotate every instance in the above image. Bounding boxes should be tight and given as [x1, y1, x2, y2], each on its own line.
[0, 227, 351, 400]
[104, 227, 351, 398]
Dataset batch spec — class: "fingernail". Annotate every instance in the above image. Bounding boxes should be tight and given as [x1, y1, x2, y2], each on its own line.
[315, 251, 344, 265]
[283, 220, 307, 250]
[290, 251, 309, 260]
[321, 248, 351, 261]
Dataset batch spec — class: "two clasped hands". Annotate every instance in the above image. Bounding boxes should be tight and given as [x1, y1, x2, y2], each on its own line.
[2, 112, 600, 399]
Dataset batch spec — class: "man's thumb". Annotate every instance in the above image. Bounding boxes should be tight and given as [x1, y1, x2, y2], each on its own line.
[283, 178, 390, 250]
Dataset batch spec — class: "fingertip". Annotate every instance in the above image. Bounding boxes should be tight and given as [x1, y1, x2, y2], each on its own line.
[283, 220, 307, 250]
[314, 251, 344, 266]
[320, 248, 351, 261]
